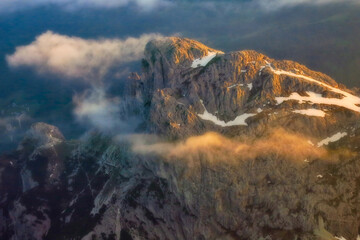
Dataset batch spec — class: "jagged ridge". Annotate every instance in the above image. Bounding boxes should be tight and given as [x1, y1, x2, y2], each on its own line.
[139, 37, 360, 140]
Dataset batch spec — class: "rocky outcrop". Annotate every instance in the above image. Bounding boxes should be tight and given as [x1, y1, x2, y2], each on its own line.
[142, 37, 222, 94]
[140, 37, 360, 140]
[0, 123, 72, 240]
[2, 125, 360, 240]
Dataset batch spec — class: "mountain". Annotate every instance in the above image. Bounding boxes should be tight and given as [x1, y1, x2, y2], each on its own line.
[141, 37, 360, 139]
[2, 37, 360, 240]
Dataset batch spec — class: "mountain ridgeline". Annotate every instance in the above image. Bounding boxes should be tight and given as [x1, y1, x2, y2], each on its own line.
[2, 37, 360, 240]
[140, 37, 359, 139]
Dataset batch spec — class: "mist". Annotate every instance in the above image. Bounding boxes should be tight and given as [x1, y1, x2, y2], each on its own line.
[128, 129, 330, 167]
[72, 87, 141, 133]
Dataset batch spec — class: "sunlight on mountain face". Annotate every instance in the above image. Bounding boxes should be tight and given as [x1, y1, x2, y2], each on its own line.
[1, 2, 360, 240]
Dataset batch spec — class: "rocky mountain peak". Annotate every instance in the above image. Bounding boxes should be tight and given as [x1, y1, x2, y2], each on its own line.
[139, 37, 360, 140]
[144, 37, 221, 66]
[141, 37, 223, 92]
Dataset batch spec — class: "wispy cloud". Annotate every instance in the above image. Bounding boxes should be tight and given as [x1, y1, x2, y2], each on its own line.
[7, 31, 163, 83]
[255, 0, 358, 10]
[0, 0, 356, 14]
[0, 0, 170, 13]
[73, 87, 142, 133]
[129, 129, 330, 166]
[73, 88, 124, 132]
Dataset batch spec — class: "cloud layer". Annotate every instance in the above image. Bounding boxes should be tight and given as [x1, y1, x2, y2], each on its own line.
[0, 0, 356, 13]
[7, 31, 163, 82]
[0, 0, 169, 13]
[255, 0, 358, 10]
[130, 129, 328, 166]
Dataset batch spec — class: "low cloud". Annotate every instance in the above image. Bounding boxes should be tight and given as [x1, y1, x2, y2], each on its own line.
[73, 88, 127, 132]
[0, 0, 170, 13]
[7, 31, 163, 83]
[129, 129, 328, 167]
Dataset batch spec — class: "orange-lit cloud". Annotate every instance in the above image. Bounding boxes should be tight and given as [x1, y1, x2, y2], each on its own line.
[129, 129, 327, 166]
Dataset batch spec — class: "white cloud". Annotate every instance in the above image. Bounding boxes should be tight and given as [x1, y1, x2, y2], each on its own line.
[255, 0, 358, 10]
[0, 0, 170, 13]
[7, 31, 163, 82]
[73, 88, 127, 132]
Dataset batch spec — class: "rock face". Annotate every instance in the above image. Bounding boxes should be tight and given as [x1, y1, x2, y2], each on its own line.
[141, 37, 359, 139]
[1, 38, 360, 240]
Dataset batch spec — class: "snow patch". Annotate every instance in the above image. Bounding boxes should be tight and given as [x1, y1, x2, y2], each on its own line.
[191, 51, 223, 68]
[227, 83, 243, 89]
[334, 236, 360, 240]
[276, 91, 360, 113]
[197, 100, 255, 127]
[317, 132, 347, 147]
[293, 109, 326, 117]
[335, 237, 354, 240]
[270, 66, 360, 112]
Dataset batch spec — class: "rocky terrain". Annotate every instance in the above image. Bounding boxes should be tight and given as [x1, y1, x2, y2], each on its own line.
[1, 37, 360, 240]
[141, 37, 360, 139]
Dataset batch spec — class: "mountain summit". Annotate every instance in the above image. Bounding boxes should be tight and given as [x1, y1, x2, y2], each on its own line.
[139, 37, 360, 139]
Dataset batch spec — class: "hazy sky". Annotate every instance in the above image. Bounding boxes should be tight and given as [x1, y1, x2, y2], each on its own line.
[0, 0, 358, 13]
